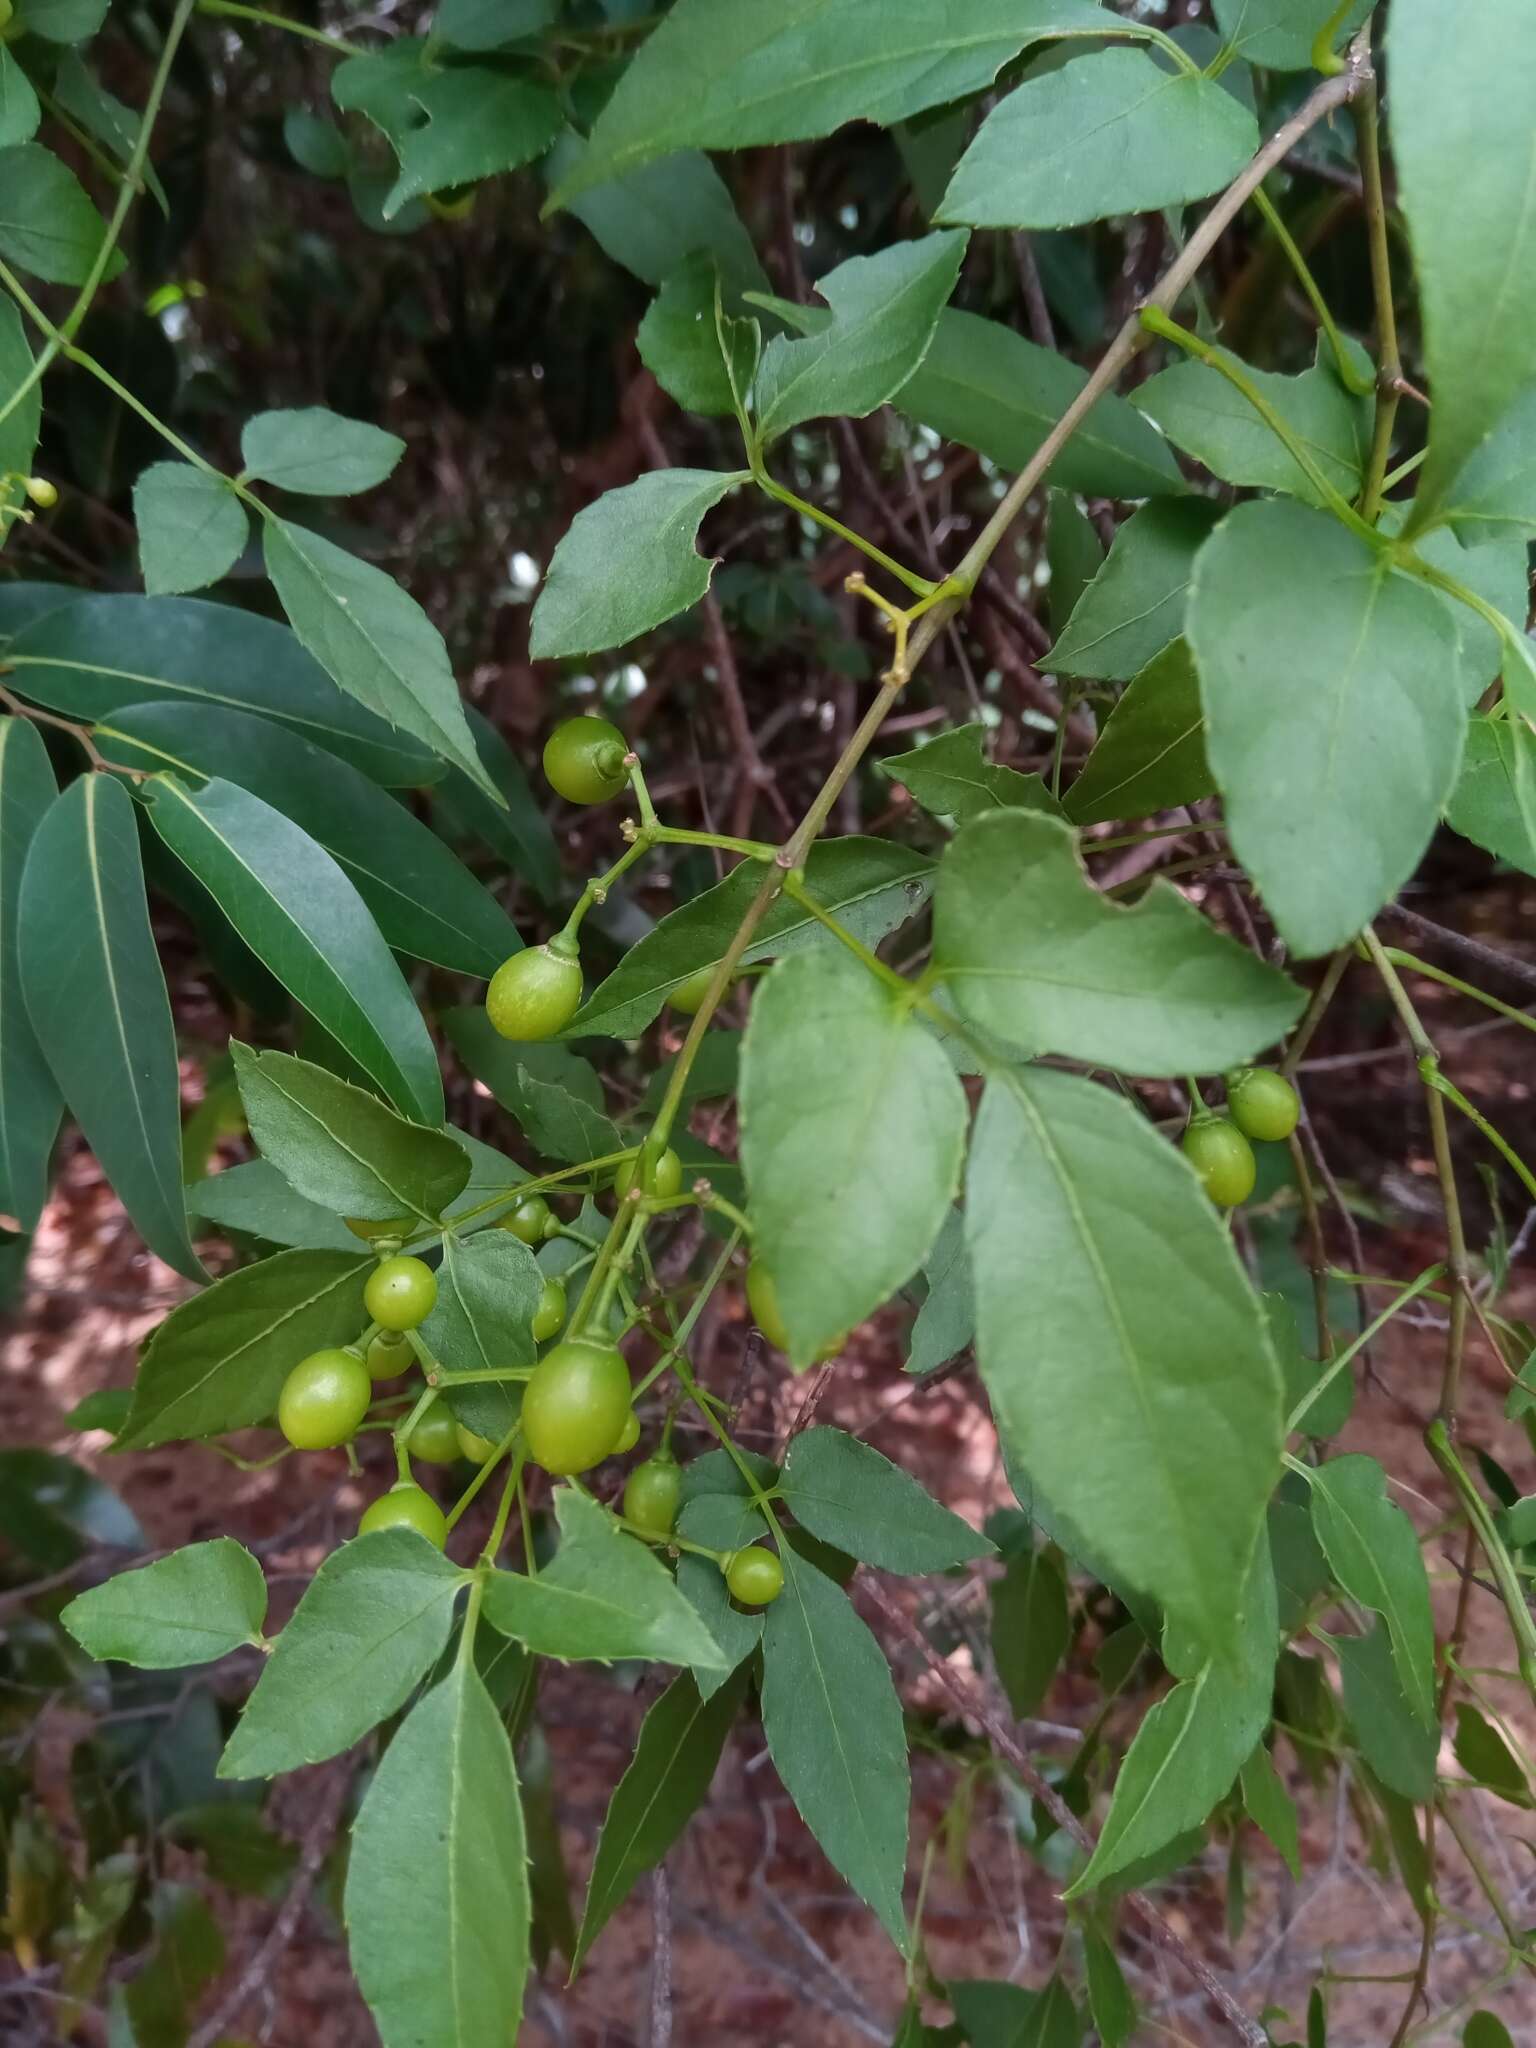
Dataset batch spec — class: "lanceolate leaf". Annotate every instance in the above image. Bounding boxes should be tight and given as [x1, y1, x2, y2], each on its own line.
[18, 775, 203, 1280]
[1305, 1454, 1436, 1727]
[991, 1529, 1071, 1719]
[1064, 640, 1214, 826]
[780, 1428, 993, 1572]
[1189, 500, 1461, 956]
[1049, 500, 1219, 681]
[1240, 1743, 1301, 1876]
[939, 48, 1257, 231]
[573, 1666, 749, 1971]
[967, 1067, 1283, 1656]
[62, 1540, 267, 1669]
[760, 1544, 911, 1949]
[230, 1045, 469, 1220]
[116, 1246, 371, 1449]
[876, 725, 1064, 824]
[935, 810, 1301, 1076]
[0, 717, 62, 1230]
[529, 468, 748, 660]
[263, 516, 499, 799]
[346, 1660, 531, 2048]
[741, 948, 968, 1366]
[1392, 0, 1536, 531]
[220, 1530, 465, 1779]
[132, 464, 248, 595]
[907, 1203, 974, 1376]
[510, 1066, 623, 1165]
[1084, 1926, 1138, 2048]
[1330, 1621, 1437, 1803]
[1452, 1703, 1530, 1808]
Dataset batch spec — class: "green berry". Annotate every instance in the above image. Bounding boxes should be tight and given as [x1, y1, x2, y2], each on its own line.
[667, 966, 720, 1015]
[278, 1347, 371, 1450]
[543, 715, 630, 805]
[359, 1482, 447, 1549]
[365, 1330, 410, 1381]
[520, 1338, 632, 1476]
[486, 941, 582, 1042]
[623, 1454, 681, 1536]
[532, 1277, 567, 1343]
[364, 1255, 437, 1331]
[500, 1194, 551, 1245]
[406, 1400, 461, 1466]
[456, 1424, 498, 1464]
[726, 1546, 784, 1606]
[1181, 1115, 1257, 1208]
[1225, 1067, 1301, 1144]
[614, 1146, 684, 1202]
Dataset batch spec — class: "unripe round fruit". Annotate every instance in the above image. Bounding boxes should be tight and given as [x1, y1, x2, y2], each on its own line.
[1225, 1067, 1301, 1144]
[365, 1329, 410, 1381]
[623, 1454, 681, 1536]
[744, 1258, 843, 1362]
[486, 942, 582, 1042]
[278, 1347, 371, 1450]
[24, 476, 57, 509]
[726, 1546, 784, 1606]
[426, 184, 476, 220]
[667, 966, 720, 1016]
[532, 1276, 567, 1343]
[345, 1214, 414, 1242]
[520, 1338, 632, 1476]
[614, 1146, 684, 1202]
[542, 715, 630, 805]
[500, 1193, 551, 1245]
[364, 1254, 438, 1331]
[1181, 1115, 1257, 1208]
[406, 1400, 461, 1465]
[456, 1424, 498, 1464]
[612, 1408, 640, 1454]
[359, 1482, 447, 1549]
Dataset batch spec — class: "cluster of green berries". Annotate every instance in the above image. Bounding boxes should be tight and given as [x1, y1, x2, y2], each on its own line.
[1180, 1067, 1301, 1208]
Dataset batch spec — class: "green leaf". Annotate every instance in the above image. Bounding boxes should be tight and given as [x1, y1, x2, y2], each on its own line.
[53, 53, 167, 207]
[529, 467, 748, 660]
[231, 1044, 469, 1220]
[675, 1549, 763, 1696]
[369, 66, 559, 216]
[147, 775, 443, 1124]
[546, 136, 765, 292]
[967, 1067, 1282, 1657]
[1189, 499, 1461, 956]
[571, 836, 933, 1039]
[573, 1665, 748, 1970]
[0, 46, 40, 148]
[935, 810, 1301, 1076]
[939, 48, 1257, 231]
[1464, 2014, 1517, 2048]
[62, 1540, 266, 1668]
[1083, 1926, 1137, 2048]
[991, 1531, 1071, 1718]
[422, 1230, 541, 1440]
[1050, 500, 1219, 681]
[1438, 387, 1536, 538]
[240, 408, 404, 495]
[220, 1530, 465, 1779]
[1239, 1742, 1301, 1876]
[115, 1883, 224, 2048]
[0, 718, 61, 1230]
[781, 1427, 992, 1573]
[3, 592, 439, 787]
[443, 1006, 602, 1118]
[876, 725, 1064, 825]
[438, 0, 555, 49]
[101, 702, 516, 975]
[1330, 1621, 1437, 1803]
[1446, 716, 1536, 878]
[132, 464, 248, 596]
[117, 1245, 371, 1448]
[742, 948, 967, 1366]
[263, 516, 498, 798]
[753, 232, 966, 442]
[0, 142, 123, 285]
[896, 309, 1184, 502]
[908, 1204, 973, 1376]
[345, 1659, 530, 2048]
[284, 108, 351, 178]
[761, 1543, 910, 1949]
[0, 1447, 141, 1567]
[0, 299, 40, 485]
[15, 0, 109, 40]
[186, 1158, 363, 1251]
[18, 775, 203, 1280]
[1064, 639, 1213, 826]
[511, 1064, 623, 1165]
[1393, 0, 1536, 531]
[1135, 346, 1371, 508]
[1046, 491, 1104, 638]
[1305, 1454, 1436, 1727]
[638, 255, 761, 418]
[948, 1975, 1083, 2047]
[551, 0, 1113, 205]
[1211, 0, 1370, 69]
[1452, 1702, 1530, 1807]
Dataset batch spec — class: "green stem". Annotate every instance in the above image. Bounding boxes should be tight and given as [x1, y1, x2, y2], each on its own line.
[626, 756, 660, 831]
[1249, 183, 1373, 396]
[1284, 1265, 1444, 1437]
[1384, 948, 1536, 1040]
[615, 1513, 726, 1562]
[780, 874, 914, 1001]
[195, 0, 364, 53]
[561, 833, 653, 942]
[444, 1424, 521, 1532]
[443, 1152, 634, 1232]
[752, 467, 935, 599]
[651, 825, 776, 860]
[1425, 1421, 1536, 1701]
[1353, 73, 1402, 523]
[1422, 1064, 1536, 1206]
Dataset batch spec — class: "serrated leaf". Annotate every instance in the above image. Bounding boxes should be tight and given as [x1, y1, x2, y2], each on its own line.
[939, 48, 1257, 231]
[231, 1044, 468, 1220]
[484, 1491, 728, 1668]
[676, 1550, 763, 1697]
[573, 1666, 748, 1971]
[551, 0, 1114, 206]
[18, 775, 202, 1280]
[638, 254, 761, 418]
[1046, 491, 1103, 637]
[754, 231, 965, 442]
[422, 1230, 541, 1440]
[967, 1067, 1283, 1656]
[1438, 387, 1536, 539]
[147, 775, 443, 1124]
[570, 836, 933, 1039]
[62, 1540, 266, 1668]
[345, 1660, 530, 2048]
[742, 948, 967, 1366]
[1065, 639, 1213, 825]
[0, 142, 123, 284]
[1393, 0, 1536, 532]
[0, 718, 61, 1230]
[511, 1065, 623, 1165]
[1189, 499, 1461, 956]
[132, 464, 248, 595]
[761, 1544, 910, 1949]
[991, 1534, 1070, 1718]
[1212, 0, 1370, 69]
[443, 1006, 602, 1116]
[1446, 716, 1536, 878]
[240, 408, 404, 495]
[3, 592, 438, 787]
[263, 516, 498, 798]
[221, 1530, 465, 1779]
[1452, 1702, 1530, 1807]
[186, 1158, 363, 1251]
[1305, 1454, 1436, 1726]
[896, 309, 1184, 501]
[781, 1428, 992, 1573]
[1330, 1621, 1437, 1803]
[387, 68, 559, 214]
[1050, 500, 1219, 681]
[935, 809, 1301, 1076]
[876, 725, 1064, 824]
[0, 46, 40, 148]
[117, 1246, 371, 1449]
[1240, 1742, 1301, 1876]
[908, 1203, 973, 1376]
[0, 299, 40, 488]
[529, 468, 748, 660]
[1135, 346, 1371, 508]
